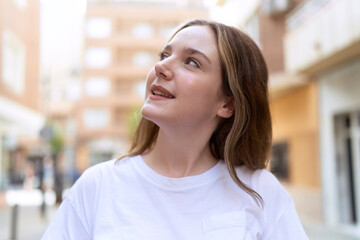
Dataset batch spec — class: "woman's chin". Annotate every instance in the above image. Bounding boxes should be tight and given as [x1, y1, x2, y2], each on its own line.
[141, 107, 174, 130]
[141, 106, 158, 123]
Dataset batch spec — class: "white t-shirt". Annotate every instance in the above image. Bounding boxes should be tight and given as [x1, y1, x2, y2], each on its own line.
[42, 155, 308, 240]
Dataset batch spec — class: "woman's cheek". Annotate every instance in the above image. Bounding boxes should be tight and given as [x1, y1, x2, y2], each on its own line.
[179, 73, 196, 91]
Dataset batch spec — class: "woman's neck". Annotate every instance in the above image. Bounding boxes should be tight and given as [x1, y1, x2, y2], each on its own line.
[142, 128, 218, 178]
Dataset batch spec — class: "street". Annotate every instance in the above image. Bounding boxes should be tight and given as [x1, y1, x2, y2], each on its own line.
[0, 205, 57, 240]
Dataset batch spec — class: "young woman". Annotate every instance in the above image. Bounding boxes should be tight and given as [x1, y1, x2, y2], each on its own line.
[42, 19, 308, 239]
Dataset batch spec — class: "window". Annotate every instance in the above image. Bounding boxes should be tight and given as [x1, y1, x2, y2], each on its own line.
[12, 0, 27, 10]
[85, 77, 110, 97]
[132, 52, 154, 67]
[83, 108, 109, 128]
[1, 30, 26, 94]
[132, 23, 154, 38]
[270, 142, 289, 180]
[85, 48, 111, 68]
[86, 18, 112, 38]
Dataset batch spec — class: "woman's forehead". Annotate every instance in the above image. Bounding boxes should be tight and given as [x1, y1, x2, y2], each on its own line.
[168, 25, 218, 56]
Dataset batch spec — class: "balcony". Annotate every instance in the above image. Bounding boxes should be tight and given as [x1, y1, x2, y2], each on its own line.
[284, 0, 360, 74]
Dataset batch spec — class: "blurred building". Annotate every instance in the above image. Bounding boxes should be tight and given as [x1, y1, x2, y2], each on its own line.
[285, 0, 360, 234]
[76, 0, 208, 171]
[0, 0, 44, 190]
[231, 0, 360, 237]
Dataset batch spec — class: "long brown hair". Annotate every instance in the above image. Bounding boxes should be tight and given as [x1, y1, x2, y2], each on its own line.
[119, 19, 272, 206]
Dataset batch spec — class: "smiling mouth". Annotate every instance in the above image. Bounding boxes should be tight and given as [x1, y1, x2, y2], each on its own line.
[150, 85, 175, 99]
[152, 90, 175, 99]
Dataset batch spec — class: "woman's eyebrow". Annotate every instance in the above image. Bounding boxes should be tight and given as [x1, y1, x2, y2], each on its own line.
[184, 47, 211, 64]
[162, 44, 211, 64]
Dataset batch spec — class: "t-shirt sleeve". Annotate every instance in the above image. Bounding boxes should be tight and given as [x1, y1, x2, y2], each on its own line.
[246, 169, 309, 240]
[266, 201, 309, 240]
[41, 163, 103, 240]
[41, 197, 92, 240]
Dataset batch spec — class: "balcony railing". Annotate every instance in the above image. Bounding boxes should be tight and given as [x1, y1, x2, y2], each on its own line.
[284, 0, 360, 73]
[286, 0, 333, 31]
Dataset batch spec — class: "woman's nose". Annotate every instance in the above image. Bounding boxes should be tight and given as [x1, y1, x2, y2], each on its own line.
[154, 58, 173, 80]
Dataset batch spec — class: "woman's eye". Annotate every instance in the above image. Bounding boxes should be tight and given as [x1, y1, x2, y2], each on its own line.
[186, 58, 200, 68]
[159, 52, 169, 61]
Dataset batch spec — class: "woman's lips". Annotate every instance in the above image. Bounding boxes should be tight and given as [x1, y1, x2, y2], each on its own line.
[150, 85, 175, 99]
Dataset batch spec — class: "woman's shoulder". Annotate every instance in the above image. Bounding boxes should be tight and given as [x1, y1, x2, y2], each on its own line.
[236, 166, 292, 208]
[246, 167, 285, 190]
[237, 165, 285, 188]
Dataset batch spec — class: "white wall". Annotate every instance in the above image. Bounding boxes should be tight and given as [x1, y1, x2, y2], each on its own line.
[318, 57, 360, 227]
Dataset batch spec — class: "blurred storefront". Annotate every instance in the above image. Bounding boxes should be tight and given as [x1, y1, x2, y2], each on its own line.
[0, 0, 45, 191]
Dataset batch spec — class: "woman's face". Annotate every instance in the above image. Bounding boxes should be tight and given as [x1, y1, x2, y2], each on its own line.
[141, 25, 226, 130]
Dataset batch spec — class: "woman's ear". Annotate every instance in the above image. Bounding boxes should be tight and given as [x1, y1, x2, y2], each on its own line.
[217, 97, 234, 118]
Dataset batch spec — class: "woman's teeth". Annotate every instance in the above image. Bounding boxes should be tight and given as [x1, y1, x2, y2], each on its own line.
[152, 90, 174, 98]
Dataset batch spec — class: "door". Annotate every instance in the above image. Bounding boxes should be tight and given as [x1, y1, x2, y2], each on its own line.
[334, 111, 360, 225]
